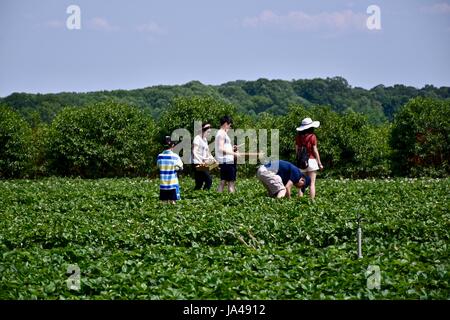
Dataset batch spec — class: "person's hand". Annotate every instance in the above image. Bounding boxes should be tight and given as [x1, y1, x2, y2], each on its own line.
[319, 163, 324, 170]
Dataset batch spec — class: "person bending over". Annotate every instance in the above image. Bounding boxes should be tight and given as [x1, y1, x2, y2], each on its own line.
[257, 160, 310, 198]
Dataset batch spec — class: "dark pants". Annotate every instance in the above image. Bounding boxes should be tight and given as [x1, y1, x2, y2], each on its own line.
[219, 163, 237, 181]
[194, 170, 212, 190]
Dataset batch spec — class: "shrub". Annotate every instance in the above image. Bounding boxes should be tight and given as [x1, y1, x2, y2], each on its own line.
[31, 122, 50, 177]
[158, 96, 240, 137]
[46, 101, 158, 177]
[330, 112, 391, 178]
[391, 98, 450, 177]
[0, 105, 33, 178]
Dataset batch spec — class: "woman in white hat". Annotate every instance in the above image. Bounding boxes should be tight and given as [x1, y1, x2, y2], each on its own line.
[295, 117, 324, 199]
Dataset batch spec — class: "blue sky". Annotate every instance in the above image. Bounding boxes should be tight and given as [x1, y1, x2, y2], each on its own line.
[0, 0, 449, 96]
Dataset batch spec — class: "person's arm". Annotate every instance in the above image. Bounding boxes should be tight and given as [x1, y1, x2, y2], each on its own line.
[285, 180, 293, 198]
[175, 155, 183, 171]
[313, 145, 323, 170]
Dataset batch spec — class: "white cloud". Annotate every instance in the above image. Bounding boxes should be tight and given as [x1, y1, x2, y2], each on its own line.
[136, 22, 167, 35]
[422, 2, 450, 14]
[88, 17, 119, 31]
[243, 9, 366, 32]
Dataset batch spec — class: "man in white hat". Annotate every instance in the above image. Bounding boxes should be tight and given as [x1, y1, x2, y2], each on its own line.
[295, 117, 324, 199]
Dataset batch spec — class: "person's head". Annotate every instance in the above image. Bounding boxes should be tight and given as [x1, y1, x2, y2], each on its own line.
[220, 115, 233, 130]
[163, 136, 176, 150]
[294, 174, 311, 193]
[201, 122, 212, 137]
[299, 127, 315, 135]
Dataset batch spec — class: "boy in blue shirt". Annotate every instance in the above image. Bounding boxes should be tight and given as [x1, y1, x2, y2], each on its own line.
[156, 136, 183, 204]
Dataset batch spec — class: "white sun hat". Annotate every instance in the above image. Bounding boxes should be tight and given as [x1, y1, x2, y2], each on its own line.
[296, 117, 320, 131]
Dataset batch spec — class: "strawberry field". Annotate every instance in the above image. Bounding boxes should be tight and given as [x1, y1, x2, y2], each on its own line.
[0, 177, 448, 299]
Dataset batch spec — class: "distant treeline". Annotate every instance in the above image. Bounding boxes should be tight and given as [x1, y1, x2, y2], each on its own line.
[1, 77, 449, 125]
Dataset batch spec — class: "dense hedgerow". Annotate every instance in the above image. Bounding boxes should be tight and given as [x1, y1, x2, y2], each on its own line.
[391, 97, 450, 177]
[0, 105, 33, 178]
[0, 97, 449, 178]
[45, 101, 158, 178]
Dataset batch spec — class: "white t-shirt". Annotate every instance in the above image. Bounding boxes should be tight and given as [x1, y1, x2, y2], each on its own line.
[192, 135, 210, 164]
[215, 129, 234, 164]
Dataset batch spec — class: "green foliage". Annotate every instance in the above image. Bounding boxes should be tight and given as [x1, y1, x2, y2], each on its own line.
[0, 105, 33, 178]
[276, 105, 391, 178]
[157, 96, 239, 137]
[391, 98, 450, 177]
[0, 177, 448, 299]
[293, 77, 387, 123]
[46, 101, 158, 178]
[31, 122, 50, 178]
[326, 112, 391, 178]
[4, 78, 448, 125]
[1, 94, 449, 179]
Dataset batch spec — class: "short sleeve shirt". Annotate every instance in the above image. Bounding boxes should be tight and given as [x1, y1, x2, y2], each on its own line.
[296, 133, 317, 159]
[264, 160, 301, 185]
[193, 135, 210, 164]
[157, 150, 183, 190]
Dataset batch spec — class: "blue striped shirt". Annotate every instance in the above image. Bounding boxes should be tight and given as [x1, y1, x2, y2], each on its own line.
[157, 150, 183, 197]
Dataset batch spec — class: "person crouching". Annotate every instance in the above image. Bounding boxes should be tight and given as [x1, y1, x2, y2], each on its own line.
[257, 160, 310, 198]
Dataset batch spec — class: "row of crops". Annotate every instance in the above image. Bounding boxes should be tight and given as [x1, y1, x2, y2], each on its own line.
[0, 177, 448, 299]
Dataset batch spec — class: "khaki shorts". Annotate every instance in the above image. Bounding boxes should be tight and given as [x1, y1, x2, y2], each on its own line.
[256, 166, 286, 197]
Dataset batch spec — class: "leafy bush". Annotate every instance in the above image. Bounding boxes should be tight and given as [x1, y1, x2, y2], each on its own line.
[2, 95, 448, 178]
[46, 101, 158, 178]
[328, 112, 391, 178]
[31, 122, 50, 177]
[391, 98, 450, 177]
[158, 96, 241, 137]
[0, 105, 33, 178]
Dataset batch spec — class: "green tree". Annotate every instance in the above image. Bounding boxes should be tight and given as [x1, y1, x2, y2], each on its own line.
[333, 112, 391, 178]
[391, 98, 450, 176]
[157, 96, 240, 139]
[0, 105, 33, 178]
[46, 101, 158, 177]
